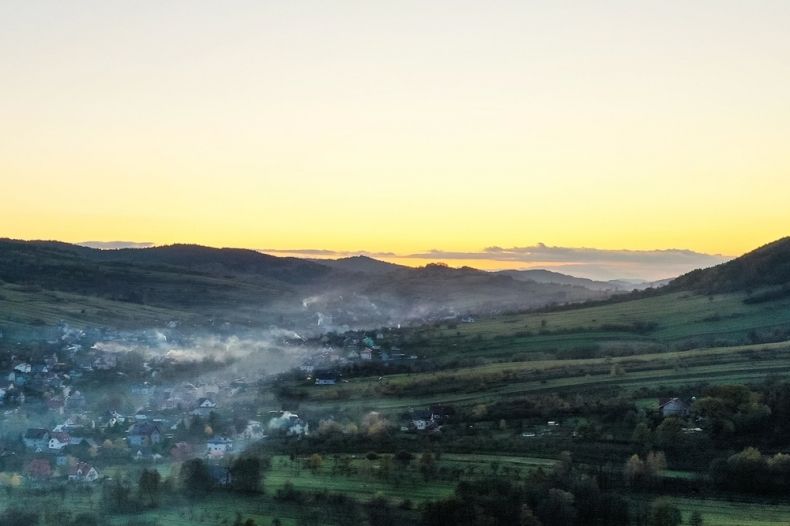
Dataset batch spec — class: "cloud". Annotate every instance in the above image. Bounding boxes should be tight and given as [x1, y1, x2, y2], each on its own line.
[263, 243, 730, 281]
[79, 241, 156, 249]
[260, 248, 397, 258]
[407, 244, 725, 266]
[403, 244, 730, 280]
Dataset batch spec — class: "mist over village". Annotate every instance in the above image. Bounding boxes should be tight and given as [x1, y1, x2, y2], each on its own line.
[3, 2, 790, 526]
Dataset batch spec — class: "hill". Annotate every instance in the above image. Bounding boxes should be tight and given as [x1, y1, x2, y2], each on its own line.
[0, 239, 608, 333]
[497, 269, 625, 291]
[669, 237, 790, 293]
[309, 255, 409, 275]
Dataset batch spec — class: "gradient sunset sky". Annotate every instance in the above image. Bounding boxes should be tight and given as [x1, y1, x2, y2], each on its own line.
[2, 1, 789, 276]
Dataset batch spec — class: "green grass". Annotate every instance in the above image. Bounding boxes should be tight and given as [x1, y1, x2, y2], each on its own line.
[294, 340, 790, 416]
[410, 291, 790, 363]
[670, 496, 790, 525]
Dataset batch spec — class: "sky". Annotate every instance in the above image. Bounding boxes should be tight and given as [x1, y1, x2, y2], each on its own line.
[2, 1, 789, 279]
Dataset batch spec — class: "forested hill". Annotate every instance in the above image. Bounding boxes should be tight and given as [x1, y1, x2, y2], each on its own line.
[668, 237, 790, 294]
[0, 239, 610, 331]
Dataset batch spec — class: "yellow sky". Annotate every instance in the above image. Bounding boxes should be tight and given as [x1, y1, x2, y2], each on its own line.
[2, 1, 790, 260]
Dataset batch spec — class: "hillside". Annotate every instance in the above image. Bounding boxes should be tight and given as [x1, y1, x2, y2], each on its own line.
[497, 269, 625, 291]
[309, 255, 409, 275]
[0, 239, 608, 333]
[669, 237, 790, 293]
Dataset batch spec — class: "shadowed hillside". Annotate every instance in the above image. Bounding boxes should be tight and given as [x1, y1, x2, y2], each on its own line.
[669, 237, 790, 293]
[0, 239, 610, 332]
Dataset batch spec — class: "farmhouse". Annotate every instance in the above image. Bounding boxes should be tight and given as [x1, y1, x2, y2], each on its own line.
[239, 420, 266, 441]
[659, 398, 690, 418]
[23, 428, 50, 451]
[48, 432, 70, 451]
[314, 371, 338, 385]
[127, 422, 162, 446]
[206, 436, 234, 457]
[68, 461, 99, 482]
[196, 397, 216, 408]
[410, 410, 436, 431]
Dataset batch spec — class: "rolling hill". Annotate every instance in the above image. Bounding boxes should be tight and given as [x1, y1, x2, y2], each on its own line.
[668, 237, 790, 293]
[0, 239, 610, 333]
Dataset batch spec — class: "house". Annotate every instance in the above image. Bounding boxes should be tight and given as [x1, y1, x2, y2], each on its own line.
[134, 448, 152, 462]
[25, 458, 52, 480]
[48, 432, 71, 451]
[206, 437, 233, 457]
[23, 428, 50, 451]
[13, 363, 32, 374]
[360, 349, 373, 361]
[127, 422, 162, 447]
[191, 397, 217, 416]
[239, 420, 266, 441]
[103, 410, 126, 429]
[410, 410, 435, 431]
[68, 461, 99, 482]
[196, 397, 216, 409]
[659, 398, 690, 418]
[314, 371, 338, 385]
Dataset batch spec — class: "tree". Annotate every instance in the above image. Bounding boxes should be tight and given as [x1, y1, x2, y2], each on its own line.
[655, 417, 683, 448]
[180, 458, 213, 496]
[689, 510, 704, 526]
[306, 453, 323, 474]
[419, 452, 437, 480]
[366, 496, 396, 526]
[138, 468, 162, 507]
[624, 454, 645, 487]
[536, 489, 576, 526]
[647, 498, 681, 526]
[631, 422, 653, 446]
[645, 451, 667, 481]
[70, 512, 100, 526]
[0, 508, 39, 526]
[230, 457, 262, 493]
[520, 504, 543, 526]
[102, 477, 134, 513]
[395, 450, 414, 469]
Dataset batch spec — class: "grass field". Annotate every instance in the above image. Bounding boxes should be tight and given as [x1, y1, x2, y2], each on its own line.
[0, 452, 559, 525]
[292, 340, 790, 417]
[406, 291, 790, 363]
[670, 496, 790, 526]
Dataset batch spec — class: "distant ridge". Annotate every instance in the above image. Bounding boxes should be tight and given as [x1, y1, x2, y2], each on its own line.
[79, 241, 155, 250]
[497, 269, 623, 291]
[309, 255, 408, 274]
[0, 238, 610, 330]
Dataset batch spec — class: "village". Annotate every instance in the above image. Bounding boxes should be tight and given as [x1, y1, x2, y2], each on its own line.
[0, 324, 455, 491]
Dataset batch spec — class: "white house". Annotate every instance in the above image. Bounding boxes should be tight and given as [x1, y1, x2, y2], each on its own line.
[239, 420, 266, 441]
[48, 433, 70, 451]
[68, 462, 99, 482]
[206, 437, 233, 457]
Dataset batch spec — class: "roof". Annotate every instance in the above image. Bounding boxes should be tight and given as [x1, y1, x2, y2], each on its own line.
[24, 428, 49, 439]
[51, 432, 70, 443]
[128, 422, 161, 435]
[658, 397, 689, 408]
[68, 461, 96, 476]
